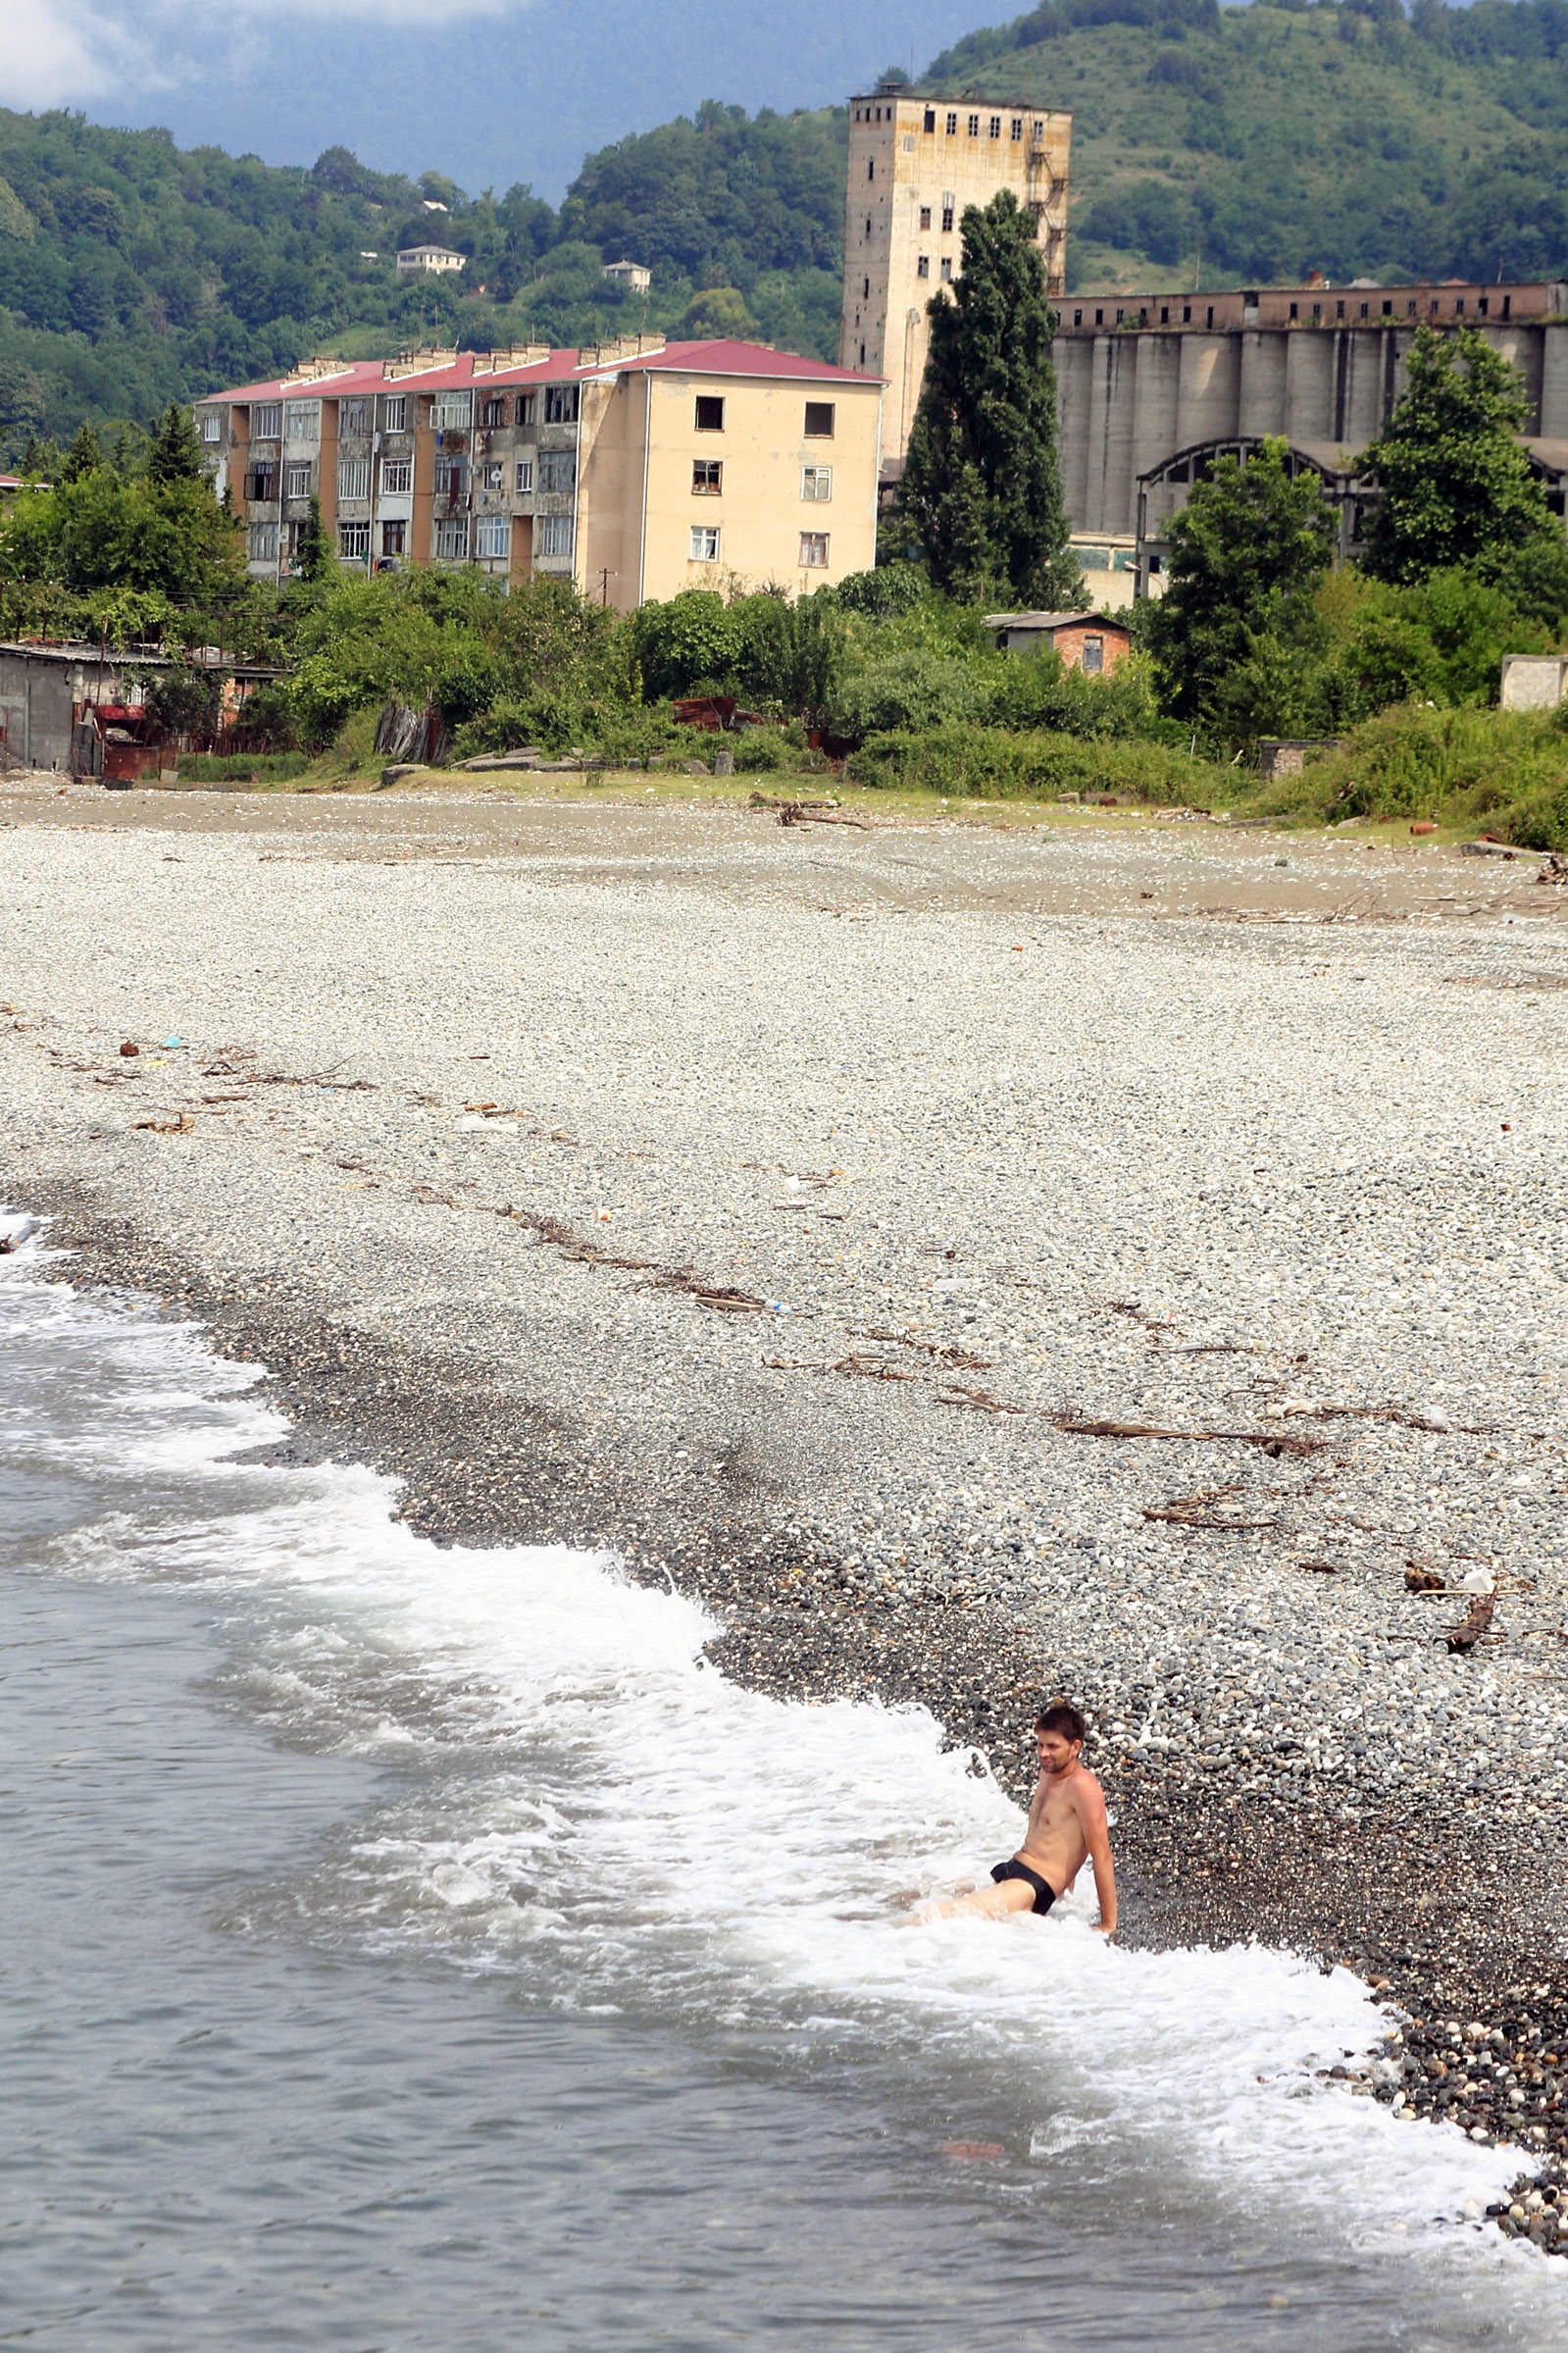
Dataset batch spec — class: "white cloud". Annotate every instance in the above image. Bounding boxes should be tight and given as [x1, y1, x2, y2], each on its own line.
[0, 0, 526, 107]
[1, 0, 123, 107]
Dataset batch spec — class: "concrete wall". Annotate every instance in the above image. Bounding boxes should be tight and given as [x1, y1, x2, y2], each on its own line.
[1053, 313, 1568, 543]
[629, 373, 880, 607]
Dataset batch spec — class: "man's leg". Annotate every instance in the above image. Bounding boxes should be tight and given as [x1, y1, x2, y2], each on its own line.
[923, 1876, 1040, 1921]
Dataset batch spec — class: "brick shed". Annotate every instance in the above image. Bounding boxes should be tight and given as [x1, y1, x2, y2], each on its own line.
[984, 610, 1132, 675]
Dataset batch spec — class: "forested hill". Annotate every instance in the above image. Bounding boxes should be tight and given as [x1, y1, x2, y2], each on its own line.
[5, 0, 1568, 462]
[931, 0, 1568, 289]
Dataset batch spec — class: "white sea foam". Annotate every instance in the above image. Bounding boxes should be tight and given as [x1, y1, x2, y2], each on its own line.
[2, 1261, 1556, 2295]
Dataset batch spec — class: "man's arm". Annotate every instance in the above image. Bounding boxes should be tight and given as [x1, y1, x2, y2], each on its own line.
[1074, 1775, 1117, 1936]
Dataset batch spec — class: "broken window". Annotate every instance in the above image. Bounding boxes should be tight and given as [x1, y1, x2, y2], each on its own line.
[481, 396, 507, 428]
[283, 399, 320, 440]
[1081, 635, 1103, 675]
[537, 450, 576, 494]
[694, 394, 725, 432]
[692, 459, 722, 494]
[518, 391, 538, 426]
[543, 384, 579, 424]
[338, 398, 370, 435]
[803, 401, 835, 437]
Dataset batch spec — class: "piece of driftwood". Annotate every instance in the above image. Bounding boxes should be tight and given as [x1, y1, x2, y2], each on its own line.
[1443, 1593, 1495, 1655]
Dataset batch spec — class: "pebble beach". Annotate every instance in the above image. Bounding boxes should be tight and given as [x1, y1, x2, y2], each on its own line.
[3, 775, 1567, 2244]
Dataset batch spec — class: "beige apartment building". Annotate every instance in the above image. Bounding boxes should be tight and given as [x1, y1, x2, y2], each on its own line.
[195, 335, 882, 608]
[840, 88, 1071, 471]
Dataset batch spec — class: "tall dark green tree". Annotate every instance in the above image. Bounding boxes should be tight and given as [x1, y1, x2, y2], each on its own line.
[58, 423, 105, 482]
[293, 493, 332, 583]
[146, 402, 209, 486]
[1144, 436, 1337, 730]
[897, 190, 1080, 608]
[1362, 325, 1554, 586]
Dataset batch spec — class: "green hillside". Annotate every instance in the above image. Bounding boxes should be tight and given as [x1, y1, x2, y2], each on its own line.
[930, 0, 1568, 290]
[4, 0, 1568, 462]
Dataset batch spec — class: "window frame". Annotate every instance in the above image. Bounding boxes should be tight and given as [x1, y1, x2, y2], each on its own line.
[691, 458, 722, 495]
[543, 384, 580, 425]
[284, 460, 312, 499]
[475, 514, 512, 560]
[797, 531, 830, 569]
[379, 457, 413, 496]
[380, 394, 407, 434]
[337, 520, 372, 561]
[694, 393, 726, 434]
[336, 456, 371, 502]
[434, 515, 471, 561]
[283, 399, 321, 441]
[247, 521, 278, 561]
[515, 458, 534, 493]
[538, 513, 576, 558]
[800, 465, 833, 503]
[689, 523, 721, 562]
[199, 410, 222, 443]
[537, 449, 577, 496]
[250, 402, 282, 440]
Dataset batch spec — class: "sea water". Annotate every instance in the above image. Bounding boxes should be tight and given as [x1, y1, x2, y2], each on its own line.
[1, 1246, 1562, 2351]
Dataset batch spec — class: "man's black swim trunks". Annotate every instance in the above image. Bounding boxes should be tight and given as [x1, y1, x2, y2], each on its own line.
[989, 1859, 1056, 1916]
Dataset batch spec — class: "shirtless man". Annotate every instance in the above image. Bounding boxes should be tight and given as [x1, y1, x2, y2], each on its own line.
[923, 1702, 1117, 1933]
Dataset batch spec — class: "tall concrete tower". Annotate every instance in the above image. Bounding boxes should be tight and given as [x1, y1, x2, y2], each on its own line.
[840, 89, 1071, 475]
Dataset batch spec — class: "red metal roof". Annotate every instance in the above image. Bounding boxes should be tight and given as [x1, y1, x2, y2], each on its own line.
[199, 339, 880, 405]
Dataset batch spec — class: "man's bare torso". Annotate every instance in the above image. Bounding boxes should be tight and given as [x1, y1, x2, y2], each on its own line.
[1016, 1765, 1096, 1898]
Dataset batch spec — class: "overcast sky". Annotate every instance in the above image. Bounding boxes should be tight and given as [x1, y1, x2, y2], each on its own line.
[3, 0, 993, 196]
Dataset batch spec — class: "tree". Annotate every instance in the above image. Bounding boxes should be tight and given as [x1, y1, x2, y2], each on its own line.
[677, 286, 753, 339]
[293, 493, 332, 582]
[146, 402, 209, 486]
[58, 423, 106, 482]
[1145, 436, 1337, 730]
[1362, 324, 1555, 586]
[897, 190, 1080, 608]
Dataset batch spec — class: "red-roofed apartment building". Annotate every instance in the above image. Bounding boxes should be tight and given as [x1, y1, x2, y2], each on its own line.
[194, 334, 883, 607]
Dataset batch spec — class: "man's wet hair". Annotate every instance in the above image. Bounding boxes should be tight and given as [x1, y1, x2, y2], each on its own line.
[1036, 1701, 1087, 1746]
